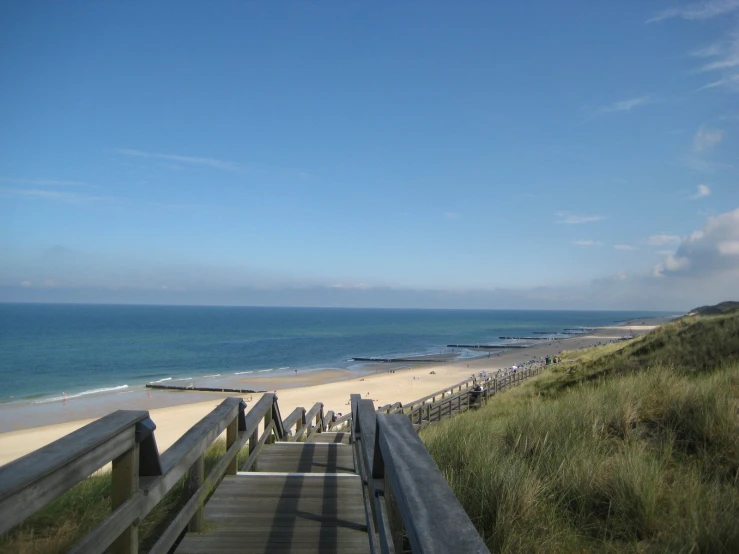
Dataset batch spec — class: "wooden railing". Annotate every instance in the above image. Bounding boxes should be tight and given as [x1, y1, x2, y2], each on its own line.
[0, 393, 336, 554]
[0, 363, 544, 553]
[404, 365, 545, 430]
[351, 395, 489, 554]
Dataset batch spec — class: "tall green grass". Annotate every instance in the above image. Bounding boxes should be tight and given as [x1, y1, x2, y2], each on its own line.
[422, 313, 739, 553]
[0, 438, 242, 554]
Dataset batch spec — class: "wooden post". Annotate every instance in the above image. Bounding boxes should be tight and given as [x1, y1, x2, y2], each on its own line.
[249, 426, 259, 456]
[296, 412, 304, 436]
[188, 454, 205, 532]
[385, 477, 405, 553]
[111, 443, 139, 554]
[226, 416, 238, 475]
[264, 405, 274, 445]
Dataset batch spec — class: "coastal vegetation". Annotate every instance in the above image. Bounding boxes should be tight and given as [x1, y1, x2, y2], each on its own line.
[421, 304, 739, 552]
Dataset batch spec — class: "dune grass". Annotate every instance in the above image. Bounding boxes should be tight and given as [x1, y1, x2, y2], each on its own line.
[0, 438, 242, 554]
[422, 312, 739, 553]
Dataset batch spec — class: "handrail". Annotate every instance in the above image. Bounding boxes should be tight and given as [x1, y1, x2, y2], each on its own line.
[352, 397, 489, 553]
[0, 394, 283, 554]
[0, 410, 152, 537]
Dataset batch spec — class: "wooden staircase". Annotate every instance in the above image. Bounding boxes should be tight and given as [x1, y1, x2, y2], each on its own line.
[175, 432, 369, 553]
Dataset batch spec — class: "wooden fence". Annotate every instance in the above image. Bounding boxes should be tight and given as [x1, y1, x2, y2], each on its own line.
[0, 394, 335, 554]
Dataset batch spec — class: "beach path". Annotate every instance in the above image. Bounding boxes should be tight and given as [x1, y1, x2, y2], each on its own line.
[175, 432, 370, 554]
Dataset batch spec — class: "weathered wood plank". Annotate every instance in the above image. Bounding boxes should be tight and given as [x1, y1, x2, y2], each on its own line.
[282, 407, 306, 435]
[0, 410, 146, 535]
[309, 432, 350, 444]
[254, 443, 355, 474]
[175, 474, 370, 554]
[148, 431, 247, 554]
[376, 414, 489, 553]
[186, 454, 204, 532]
[225, 416, 238, 475]
[110, 443, 139, 554]
[141, 397, 259, 510]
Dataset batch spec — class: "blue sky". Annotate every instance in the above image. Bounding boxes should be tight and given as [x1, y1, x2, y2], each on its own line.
[1, 1, 738, 310]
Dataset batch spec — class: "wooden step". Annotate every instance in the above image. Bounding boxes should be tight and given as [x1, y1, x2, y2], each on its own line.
[253, 442, 355, 474]
[308, 432, 350, 444]
[175, 474, 370, 554]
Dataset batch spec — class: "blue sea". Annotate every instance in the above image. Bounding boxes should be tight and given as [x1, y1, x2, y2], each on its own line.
[0, 304, 674, 403]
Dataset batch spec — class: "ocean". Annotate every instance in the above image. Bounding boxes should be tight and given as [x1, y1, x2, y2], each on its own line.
[0, 303, 674, 403]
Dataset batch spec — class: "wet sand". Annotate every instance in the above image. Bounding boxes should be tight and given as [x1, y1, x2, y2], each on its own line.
[0, 318, 671, 467]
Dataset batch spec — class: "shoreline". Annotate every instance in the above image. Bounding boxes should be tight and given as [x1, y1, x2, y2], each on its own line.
[0, 316, 674, 467]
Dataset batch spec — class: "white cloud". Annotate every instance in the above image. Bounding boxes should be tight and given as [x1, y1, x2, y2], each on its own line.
[691, 43, 724, 58]
[594, 96, 654, 115]
[0, 177, 89, 187]
[20, 280, 31, 287]
[444, 212, 461, 219]
[691, 184, 712, 199]
[718, 240, 739, 254]
[653, 207, 739, 276]
[647, 234, 682, 246]
[698, 73, 739, 91]
[116, 149, 244, 172]
[691, 28, 739, 91]
[0, 187, 121, 204]
[613, 245, 637, 251]
[555, 211, 608, 224]
[573, 240, 604, 247]
[682, 156, 728, 173]
[693, 126, 725, 152]
[647, 0, 739, 23]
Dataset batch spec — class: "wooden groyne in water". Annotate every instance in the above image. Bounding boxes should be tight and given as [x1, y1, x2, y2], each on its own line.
[145, 383, 260, 394]
[351, 357, 448, 363]
[499, 336, 551, 340]
[447, 343, 528, 349]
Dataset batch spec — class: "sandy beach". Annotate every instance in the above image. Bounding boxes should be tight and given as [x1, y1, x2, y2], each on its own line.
[0, 319, 669, 467]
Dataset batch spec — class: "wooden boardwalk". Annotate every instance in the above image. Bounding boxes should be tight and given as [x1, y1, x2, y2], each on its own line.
[2, 376, 530, 553]
[175, 432, 370, 554]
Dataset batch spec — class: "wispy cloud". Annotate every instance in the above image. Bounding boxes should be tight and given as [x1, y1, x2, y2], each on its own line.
[595, 95, 654, 114]
[683, 155, 730, 173]
[116, 149, 244, 172]
[613, 244, 637, 251]
[647, 0, 739, 23]
[573, 240, 604, 247]
[0, 177, 90, 187]
[444, 212, 461, 219]
[647, 234, 682, 246]
[693, 126, 725, 153]
[555, 211, 608, 224]
[0, 187, 121, 204]
[698, 73, 739, 91]
[691, 184, 712, 199]
[687, 22, 739, 91]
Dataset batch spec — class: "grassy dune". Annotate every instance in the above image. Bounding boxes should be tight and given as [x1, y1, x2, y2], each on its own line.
[422, 309, 739, 553]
